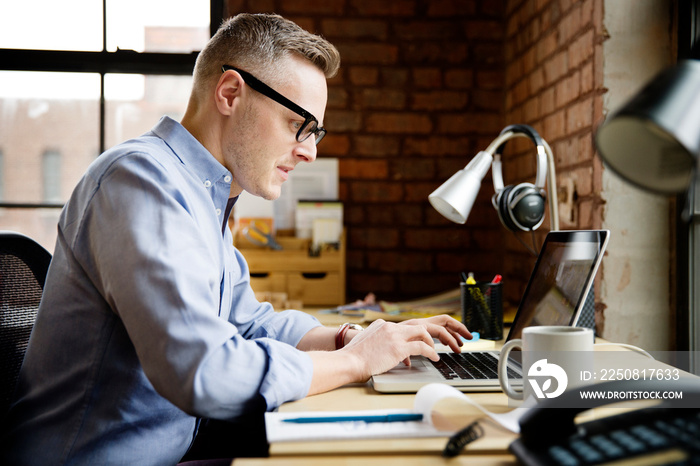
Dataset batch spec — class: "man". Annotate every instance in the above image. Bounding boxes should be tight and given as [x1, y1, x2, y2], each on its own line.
[2, 13, 470, 465]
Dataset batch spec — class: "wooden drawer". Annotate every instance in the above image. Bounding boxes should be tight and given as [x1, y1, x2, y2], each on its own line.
[249, 272, 287, 294]
[287, 272, 342, 306]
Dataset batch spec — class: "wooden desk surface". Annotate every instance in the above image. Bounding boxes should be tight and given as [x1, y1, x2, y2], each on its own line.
[233, 382, 519, 465]
[235, 312, 696, 465]
[234, 310, 519, 465]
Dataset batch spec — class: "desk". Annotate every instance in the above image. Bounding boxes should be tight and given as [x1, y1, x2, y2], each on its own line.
[234, 311, 519, 465]
[234, 314, 699, 465]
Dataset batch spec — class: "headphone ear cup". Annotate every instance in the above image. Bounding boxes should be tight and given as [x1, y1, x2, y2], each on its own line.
[495, 185, 520, 232]
[507, 183, 546, 231]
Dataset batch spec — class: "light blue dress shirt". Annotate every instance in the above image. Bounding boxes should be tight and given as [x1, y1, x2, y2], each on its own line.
[2, 116, 322, 465]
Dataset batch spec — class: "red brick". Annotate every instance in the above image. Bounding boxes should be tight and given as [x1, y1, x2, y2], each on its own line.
[402, 43, 469, 65]
[404, 228, 471, 251]
[350, 181, 403, 203]
[403, 136, 473, 157]
[367, 251, 433, 273]
[321, 19, 388, 40]
[413, 91, 469, 111]
[566, 98, 593, 132]
[395, 21, 461, 40]
[327, 87, 348, 108]
[349, 273, 396, 295]
[381, 68, 410, 87]
[472, 89, 503, 111]
[529, 67, 545, 93]
[569, 29, 594, 68]
[318, 134, 350, 156]
[365, 113, 433, 134]
[523, 96, 539, 121]
[413, 68, 443, 88]
[353, 135, 401, 157]
[555, 71, 580, 107]
[280, 0, 345, 15]
[336, 43, 399, 65]
[536, 31, 558, 63]
[340, 159, 389, 179]
[544, 51, 569, 85]
[558, 4, 581, 45]
[447, 69, 476, 89]
[540, 86, 555, 115]
[438, 113, 502, 134]
[357, 88, 407, 109]
[349, 227, 401, 248]
[543, 109, 566, 140]
[391, 159, 436, 181]
[473, 44, 504, 66]
[427, 0, 478, 17]
[464, 20, 506, 40]
[344, 205, 365, 226]
[325, 110, 363, 132]
[350, 0, 416, 16]
[349, 66, 379, 86]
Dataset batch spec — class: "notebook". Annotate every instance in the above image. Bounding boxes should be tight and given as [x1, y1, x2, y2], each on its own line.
[372, 229, 610, 393]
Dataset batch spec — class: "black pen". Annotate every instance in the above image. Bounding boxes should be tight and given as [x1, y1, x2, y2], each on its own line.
[442, 421, 483, 458]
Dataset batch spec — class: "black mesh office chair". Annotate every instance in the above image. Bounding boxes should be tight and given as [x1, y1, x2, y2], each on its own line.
[0, 231, 51, 416]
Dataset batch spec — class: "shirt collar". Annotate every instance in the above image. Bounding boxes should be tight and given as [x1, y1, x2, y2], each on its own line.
[150, 116, 231, 187]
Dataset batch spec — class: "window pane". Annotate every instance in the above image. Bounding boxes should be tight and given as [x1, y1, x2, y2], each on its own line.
[105, 74, 193, 147]
[0, 0, 103, 51]
[42, 151, 62, 203]
[106, 0, 210, 53]
[0, 71, 100, 252]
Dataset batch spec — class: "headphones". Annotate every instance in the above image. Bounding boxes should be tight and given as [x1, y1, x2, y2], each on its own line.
[490, 124, 548, 232]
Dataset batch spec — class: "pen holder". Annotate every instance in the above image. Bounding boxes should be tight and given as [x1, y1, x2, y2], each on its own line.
[461, 281, 503, 340]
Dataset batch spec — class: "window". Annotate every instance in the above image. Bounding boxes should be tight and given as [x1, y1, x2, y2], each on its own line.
[0, 149, 4, 201]
[0, 0, 221, 251]
[42, 150, 61, 203]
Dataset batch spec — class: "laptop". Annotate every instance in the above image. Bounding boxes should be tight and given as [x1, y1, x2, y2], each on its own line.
[372, 229, 610, 393]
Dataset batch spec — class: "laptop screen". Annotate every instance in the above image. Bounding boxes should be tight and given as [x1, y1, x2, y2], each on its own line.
[506, 230, 609, 341]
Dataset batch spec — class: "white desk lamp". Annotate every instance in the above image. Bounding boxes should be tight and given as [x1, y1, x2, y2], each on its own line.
[429, 125, 560, 232]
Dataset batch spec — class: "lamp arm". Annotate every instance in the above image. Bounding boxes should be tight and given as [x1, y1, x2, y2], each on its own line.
[542, 138, 560, 231]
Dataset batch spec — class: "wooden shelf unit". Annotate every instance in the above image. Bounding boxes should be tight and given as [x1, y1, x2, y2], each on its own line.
[235, 231, 346, 307]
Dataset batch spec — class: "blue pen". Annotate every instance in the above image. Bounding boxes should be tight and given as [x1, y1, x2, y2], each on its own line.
[282, 413, 423, 424]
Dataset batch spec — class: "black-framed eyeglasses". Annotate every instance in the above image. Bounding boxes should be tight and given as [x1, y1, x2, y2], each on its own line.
[221, 65, 326, 145]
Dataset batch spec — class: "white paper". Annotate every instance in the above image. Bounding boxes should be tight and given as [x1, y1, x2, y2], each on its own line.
[265, 408, 446, 443]
[265, 383, 535, 443]
[414, 383, 536, 434]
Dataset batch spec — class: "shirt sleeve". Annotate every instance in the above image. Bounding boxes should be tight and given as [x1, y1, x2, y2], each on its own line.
[71, 150, 319, 419]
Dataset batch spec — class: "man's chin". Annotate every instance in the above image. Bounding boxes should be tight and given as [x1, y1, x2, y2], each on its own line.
[252, 188, 282, 201]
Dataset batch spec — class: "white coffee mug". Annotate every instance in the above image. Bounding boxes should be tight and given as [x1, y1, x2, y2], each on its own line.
[498, 326, 594, 401]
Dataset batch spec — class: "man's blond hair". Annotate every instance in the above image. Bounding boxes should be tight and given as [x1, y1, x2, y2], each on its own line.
[191, 13, 340, 100]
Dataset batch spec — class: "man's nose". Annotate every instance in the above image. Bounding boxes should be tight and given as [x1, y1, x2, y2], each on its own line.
[295, 137, 317, 163]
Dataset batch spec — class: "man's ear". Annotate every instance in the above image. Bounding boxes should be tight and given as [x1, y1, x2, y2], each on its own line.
[214, 70, 244, 115]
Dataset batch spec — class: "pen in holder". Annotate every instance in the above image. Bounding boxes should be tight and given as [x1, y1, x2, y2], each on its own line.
[461, 280, 503, 340]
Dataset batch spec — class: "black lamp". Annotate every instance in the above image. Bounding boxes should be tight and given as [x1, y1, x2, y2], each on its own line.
[595, 60, 700, 194]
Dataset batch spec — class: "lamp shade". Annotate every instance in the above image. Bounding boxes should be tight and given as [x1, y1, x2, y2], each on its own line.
[595, 60, 700, 194]
[428, 150, 492, 224]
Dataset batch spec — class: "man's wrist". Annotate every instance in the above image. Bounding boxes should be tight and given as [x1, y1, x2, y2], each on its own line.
[335, 323, 363, 350]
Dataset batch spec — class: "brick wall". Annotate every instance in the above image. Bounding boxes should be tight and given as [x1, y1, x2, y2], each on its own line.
[226, 0, 605, 310]
[502, 0, 605, 308]
[228, 0, 509, 303]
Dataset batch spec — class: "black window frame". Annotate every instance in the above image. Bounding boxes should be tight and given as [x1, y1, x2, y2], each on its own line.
[0, 0, 223, 209]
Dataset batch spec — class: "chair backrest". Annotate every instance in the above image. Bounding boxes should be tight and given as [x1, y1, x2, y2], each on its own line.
[0, 231, 51, 416]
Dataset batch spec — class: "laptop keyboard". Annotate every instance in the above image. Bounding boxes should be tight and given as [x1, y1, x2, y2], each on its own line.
[430, 352, 520, 380]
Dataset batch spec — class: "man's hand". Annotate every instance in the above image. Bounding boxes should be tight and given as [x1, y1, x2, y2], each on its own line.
[304, 315, 470, 396]
[343, 315, 471, 380]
